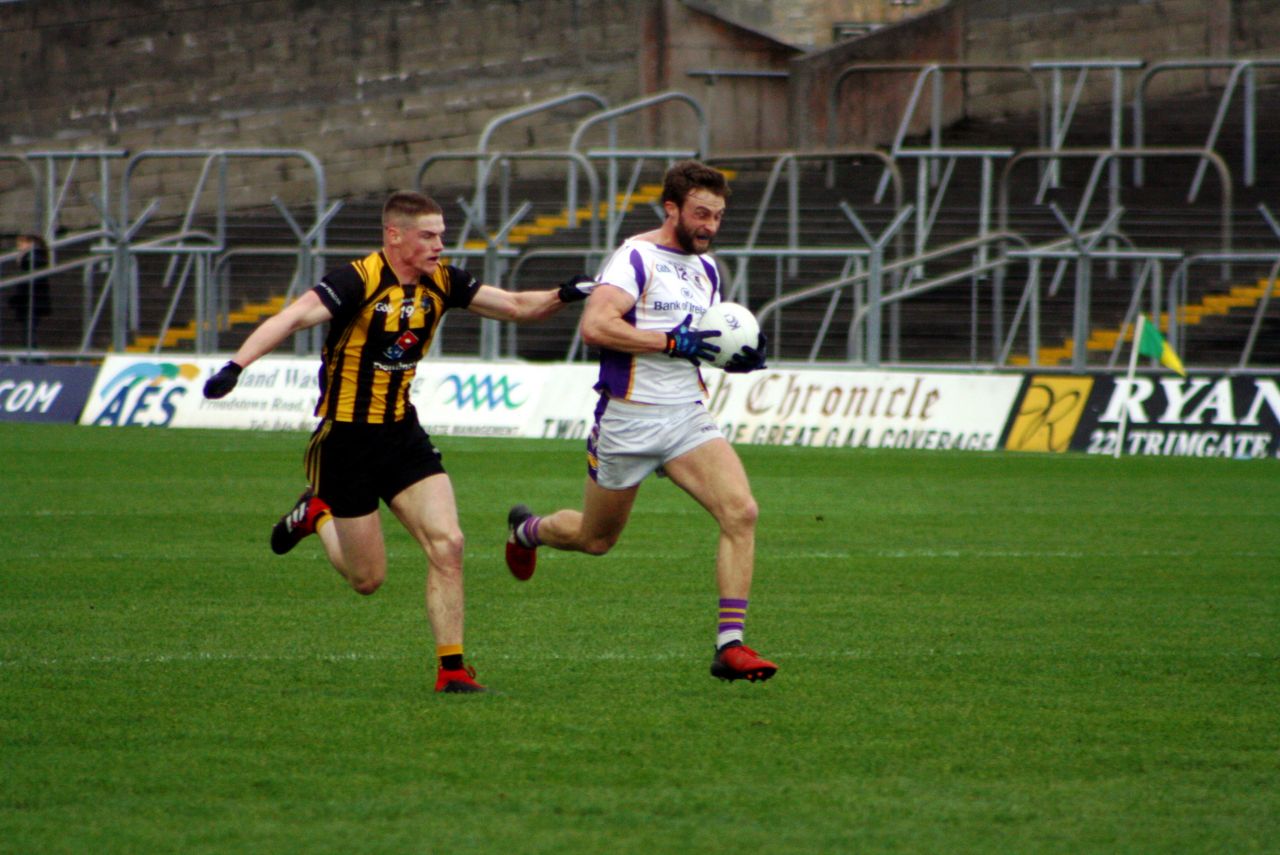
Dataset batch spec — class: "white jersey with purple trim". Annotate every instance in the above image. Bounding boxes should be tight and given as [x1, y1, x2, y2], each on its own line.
[593, 237, 722, 404]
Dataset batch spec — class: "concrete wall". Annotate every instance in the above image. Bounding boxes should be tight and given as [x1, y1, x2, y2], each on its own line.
[0, 0, 653, 231]
[693, 0, 947, 49]
[5, 0, 1280, 232]
[790, 4, 966, 149]
[809, 0, 1280, 149]
[647, 1, 801, 153]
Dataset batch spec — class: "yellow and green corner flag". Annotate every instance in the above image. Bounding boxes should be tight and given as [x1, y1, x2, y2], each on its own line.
[1136, 314, 1186, 376]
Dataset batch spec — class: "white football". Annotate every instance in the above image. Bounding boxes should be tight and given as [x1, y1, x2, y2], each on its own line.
[697, 301, 760, 369]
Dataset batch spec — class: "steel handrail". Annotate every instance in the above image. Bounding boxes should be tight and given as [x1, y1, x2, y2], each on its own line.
[1134, 58, 1280, 191]
[568, 91, 709, 161]
[477, 92, 610, 154]
[757, 232, 1030, 364]
[1163, 251, 1280, 368]
[999, 147, 1233, 256]
[24, 149, 127, 242]
[568, 92, 709, 233]
[826, 62, 1047, 162]
[416, 149, 602, 250]
[120, 148, 328, 249]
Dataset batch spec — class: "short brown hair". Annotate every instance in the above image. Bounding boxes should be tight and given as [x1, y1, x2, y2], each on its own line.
[660, 160, 730, 209]
[382, 190, 443, 225]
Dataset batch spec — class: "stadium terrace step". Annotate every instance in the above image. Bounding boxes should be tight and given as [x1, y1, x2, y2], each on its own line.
[1010, 279, 1280, 367]
[459, 180, 679, 250]
[126, 294, 288, 353]
[127, 329, 196, 352]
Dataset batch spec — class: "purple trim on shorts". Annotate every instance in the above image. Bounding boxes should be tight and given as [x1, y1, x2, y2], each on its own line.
[585, 394, 608, 483]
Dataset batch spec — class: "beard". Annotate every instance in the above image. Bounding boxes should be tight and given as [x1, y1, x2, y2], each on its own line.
[673, 217, 713, 254]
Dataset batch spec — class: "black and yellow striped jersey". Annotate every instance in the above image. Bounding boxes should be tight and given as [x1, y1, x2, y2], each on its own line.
[311, 250, 479, 423]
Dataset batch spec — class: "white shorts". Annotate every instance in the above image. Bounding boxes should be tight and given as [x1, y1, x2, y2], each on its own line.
[587, 397, 723, 490]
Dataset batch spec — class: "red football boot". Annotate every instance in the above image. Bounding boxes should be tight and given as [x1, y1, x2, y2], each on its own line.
[270, 487, 330, 555]
[435, 664, 486, 694]
[505, 504, 537, 581]
[710, 643, 778, 683]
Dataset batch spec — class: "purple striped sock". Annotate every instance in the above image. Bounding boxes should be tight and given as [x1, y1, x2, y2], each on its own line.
[517, 516, 542, 548]
[717, 598, 748, 649]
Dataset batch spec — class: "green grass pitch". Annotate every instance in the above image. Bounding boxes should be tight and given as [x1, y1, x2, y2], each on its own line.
[1, 422, 1277, 853]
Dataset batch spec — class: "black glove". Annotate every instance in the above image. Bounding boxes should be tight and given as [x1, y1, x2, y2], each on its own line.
[724, 332, 768, 374]
[557, 274, 596, 304]
[203, 360, 243, 399]
[664, 314, 721, 364]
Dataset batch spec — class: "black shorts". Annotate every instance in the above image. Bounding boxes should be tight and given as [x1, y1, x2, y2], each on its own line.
[304, 413, 446, 517]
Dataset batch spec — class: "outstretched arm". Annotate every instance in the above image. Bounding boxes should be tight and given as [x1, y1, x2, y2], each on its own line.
[231, 290, 333, 368]
[467, 274, 594, 324]
[204, 290, 333, 399]
[467, 284, 566, 324]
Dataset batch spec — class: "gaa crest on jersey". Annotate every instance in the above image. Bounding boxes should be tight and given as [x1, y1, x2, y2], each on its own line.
[384, 330, 420, 361]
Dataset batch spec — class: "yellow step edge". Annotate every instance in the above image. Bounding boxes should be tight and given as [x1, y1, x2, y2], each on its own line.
[1014, 276, 1276, 364]
[128, 295, 289, 351]
[1203, 295, 1255, 312]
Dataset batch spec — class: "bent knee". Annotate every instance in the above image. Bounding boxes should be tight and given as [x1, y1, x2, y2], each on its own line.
[351, 574, 384, 596]
[722, 496, 759, 533]
[429, 528, 466, 568]
[580, 534, 618, 556]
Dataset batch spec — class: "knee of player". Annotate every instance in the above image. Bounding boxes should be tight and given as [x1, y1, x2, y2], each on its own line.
[429, 528, 466, 565]
[580, 533, 618, 556]
[351, 574, 384, 596]
[722, 494, 759, 532]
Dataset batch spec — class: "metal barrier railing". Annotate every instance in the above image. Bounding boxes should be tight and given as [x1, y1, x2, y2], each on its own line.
[25, 149, 128, 242]
[3, 58, 1279, 369]
[1030, 59, 1144, 196]
[416, 149, 602, 251]
[1134, 59, 1280, 195]
[568, 91, 709, 237]
[1000, 147, 1234, 256]
[1164, 252, 1280, 370]
[704, 151, 903, 300]
[469, 92, 610, 235]
[109, 149, 331, 352]
[826, 63, 1045, 192]
[755, 231, 1027, 366]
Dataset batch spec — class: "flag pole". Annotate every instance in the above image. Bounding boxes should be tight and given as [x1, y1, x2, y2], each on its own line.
[1115, 314, 1145, 459]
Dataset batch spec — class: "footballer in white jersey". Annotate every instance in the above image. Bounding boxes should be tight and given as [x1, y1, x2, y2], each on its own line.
[592, 237, 722, 404]
[503, 160, 778, 686]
